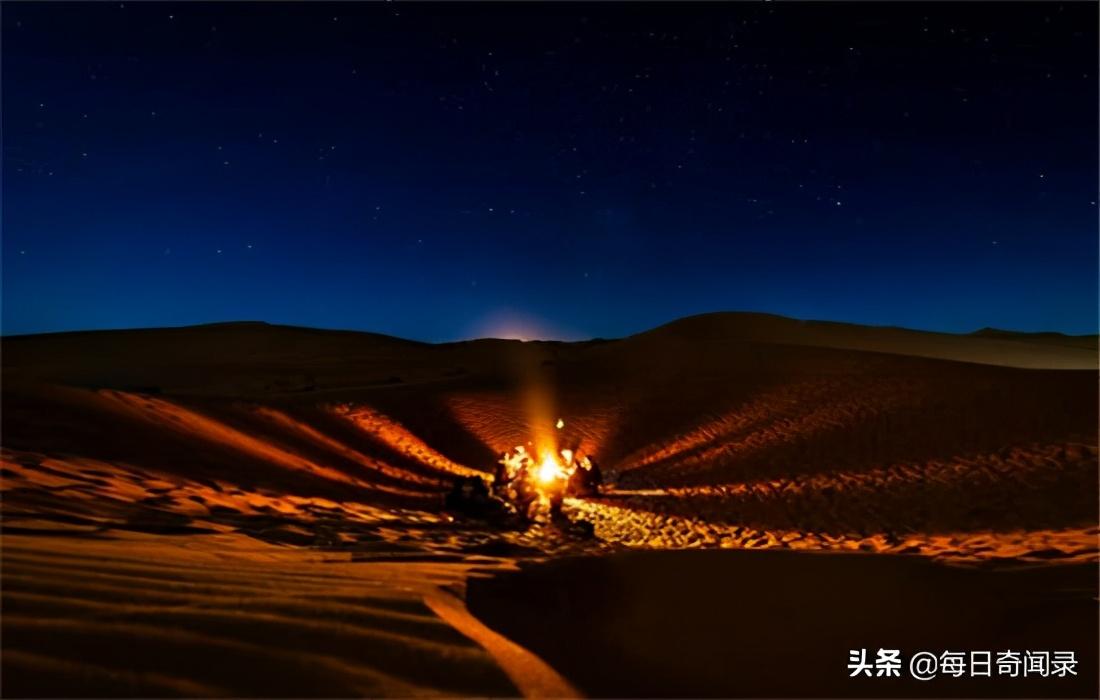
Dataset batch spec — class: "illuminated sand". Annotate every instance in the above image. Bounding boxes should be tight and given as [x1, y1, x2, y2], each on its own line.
[2, 313, 1097, 696]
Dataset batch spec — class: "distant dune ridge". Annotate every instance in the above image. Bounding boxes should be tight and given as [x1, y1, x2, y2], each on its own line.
[2, 312, 1097, 697]
[634, 311, 1098, 368]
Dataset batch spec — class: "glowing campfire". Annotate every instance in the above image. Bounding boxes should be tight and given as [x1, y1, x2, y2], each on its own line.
[494, 419, 601, 520]
[536, 451, 568, 485]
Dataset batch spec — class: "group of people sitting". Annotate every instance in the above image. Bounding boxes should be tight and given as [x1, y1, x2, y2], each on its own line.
[443, 445, 602, 525]
[493, 445, 603, 521]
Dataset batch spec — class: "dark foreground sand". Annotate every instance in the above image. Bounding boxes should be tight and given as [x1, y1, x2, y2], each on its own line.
[469, 549, 1098, 698]
[2, 313, 1097, 697]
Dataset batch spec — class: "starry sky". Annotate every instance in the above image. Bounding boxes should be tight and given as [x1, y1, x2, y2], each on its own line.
[3, 2, 1097, 341]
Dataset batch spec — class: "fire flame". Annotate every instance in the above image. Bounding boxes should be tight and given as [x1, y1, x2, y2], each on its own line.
[498, 424, 593, 493]
[536, 452, 567, 484]
[492, 418, 599, 520]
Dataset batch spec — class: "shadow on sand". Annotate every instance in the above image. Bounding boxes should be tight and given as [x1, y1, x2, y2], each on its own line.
[467, 548, 1098, 698]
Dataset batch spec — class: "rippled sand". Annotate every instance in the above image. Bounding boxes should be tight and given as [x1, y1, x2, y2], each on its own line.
[2, 313, 1096, 696]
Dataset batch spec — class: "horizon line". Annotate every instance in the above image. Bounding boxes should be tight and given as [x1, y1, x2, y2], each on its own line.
[3, 310, 1097, 344]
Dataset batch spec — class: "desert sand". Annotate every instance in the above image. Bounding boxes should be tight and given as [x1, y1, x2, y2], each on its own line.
[2, 312, 1097, 697]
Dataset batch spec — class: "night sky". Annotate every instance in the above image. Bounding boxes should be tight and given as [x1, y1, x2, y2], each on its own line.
[3, 2, 1097, 341]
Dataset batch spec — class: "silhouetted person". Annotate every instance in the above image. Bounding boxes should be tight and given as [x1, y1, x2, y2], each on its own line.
[587, 458, 603, 493]
[567, 457, 602, 497]
[546, 477, 567, 521]
[493, 454, 511, 497]
[445, 476, 494, 516]
[510, 461, 540, 523]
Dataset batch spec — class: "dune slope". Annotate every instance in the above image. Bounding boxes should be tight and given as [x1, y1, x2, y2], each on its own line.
[2, 313, 1096, 697]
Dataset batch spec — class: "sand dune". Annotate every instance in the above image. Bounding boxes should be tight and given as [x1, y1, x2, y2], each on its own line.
[2, 312, 1097, 697]
[2, 532, 521, 698]
[634, 312, 1098, 369]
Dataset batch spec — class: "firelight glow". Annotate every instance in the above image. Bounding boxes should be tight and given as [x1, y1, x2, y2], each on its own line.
[537, 453, 566, 485]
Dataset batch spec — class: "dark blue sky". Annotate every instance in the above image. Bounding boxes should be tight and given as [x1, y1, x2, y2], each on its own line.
[3, 2, 1097, 340]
